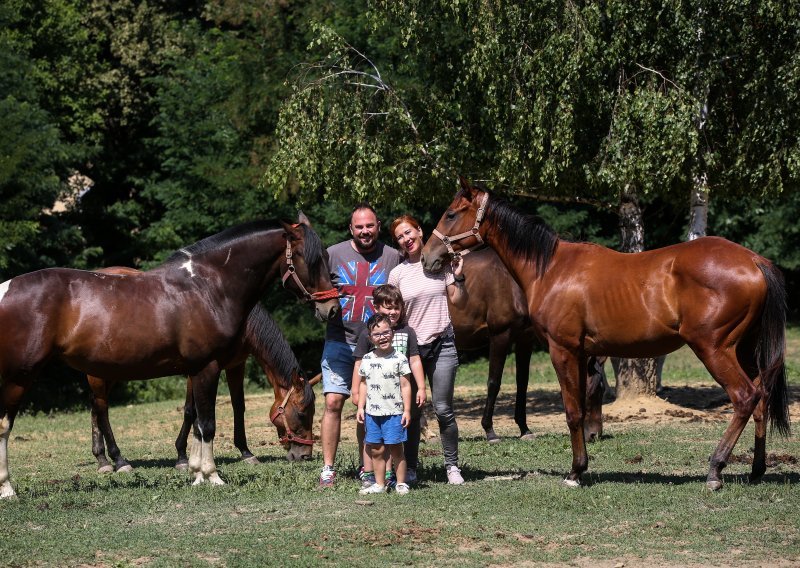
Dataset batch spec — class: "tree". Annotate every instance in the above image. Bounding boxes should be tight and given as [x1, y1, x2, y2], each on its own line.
[267, 0, 800, 398]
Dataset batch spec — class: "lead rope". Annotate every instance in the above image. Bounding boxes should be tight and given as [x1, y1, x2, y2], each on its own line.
[282, 238, 340, 302]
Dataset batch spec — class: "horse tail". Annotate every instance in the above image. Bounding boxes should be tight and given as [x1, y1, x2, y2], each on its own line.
[756, 262, 790, 437]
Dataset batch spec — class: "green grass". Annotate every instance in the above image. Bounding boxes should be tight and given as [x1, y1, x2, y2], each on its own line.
[1, 329, 799, 567]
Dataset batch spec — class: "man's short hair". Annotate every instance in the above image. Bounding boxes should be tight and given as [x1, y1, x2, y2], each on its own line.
[350, 202, 378, 224]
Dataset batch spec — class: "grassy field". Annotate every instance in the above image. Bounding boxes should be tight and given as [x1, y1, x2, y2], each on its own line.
[1, 333, 799, 567]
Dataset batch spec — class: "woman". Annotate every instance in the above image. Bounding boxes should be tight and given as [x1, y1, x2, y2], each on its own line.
[388, 215, 468, 485]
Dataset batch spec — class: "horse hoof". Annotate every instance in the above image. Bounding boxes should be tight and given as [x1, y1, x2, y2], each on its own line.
[706, 480, 723, 491]
[242, 455, 260, 465]
[97, 465, 114, 474]
[562, 478, 581, 488]
[192, 473, 204, 486]
[519, 432, 536, 441]
[486, 435, 501, 444]
[175, 461, 189, 471]
[208, 472, 225, 486]
[116, 464, 133, 473]
[0, 481, 17, 499]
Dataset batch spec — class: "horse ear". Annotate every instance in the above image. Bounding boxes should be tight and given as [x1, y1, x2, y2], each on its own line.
[280, 220, 300, 240]
[297, 211, 311, 227]
[458, 175, 475, 200]
[307, 372, 322, 387]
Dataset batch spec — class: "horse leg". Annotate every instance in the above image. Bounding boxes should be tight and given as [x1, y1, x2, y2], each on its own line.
[548, 346, 588, 487]
[0, 379, 30, 499]
[189, 363, 224, 486]
[584, 356, 607, 442]
[481, 329, 512, 443]
[751, 397, 767, 482]
[88, 377, 132, 473]
[514, 336, 534, 440]
[226, 364, 258, 464]
[174, 377, 195, 470]
[90, 389, 113, 473]
[694, 346, 761, 491]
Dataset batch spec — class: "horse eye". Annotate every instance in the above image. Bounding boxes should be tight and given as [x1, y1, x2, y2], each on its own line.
[446, 211, 455, 220]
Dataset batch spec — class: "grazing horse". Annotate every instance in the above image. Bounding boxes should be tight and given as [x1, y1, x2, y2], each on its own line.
[450, 247, 607, 443]
[422, 178, 789, 490]
[0, 215, 339, 498]
[88, 301, 320, 473]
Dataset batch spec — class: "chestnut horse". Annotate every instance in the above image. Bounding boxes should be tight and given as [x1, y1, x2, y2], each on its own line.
[0, 215, 339, 498]
[450, 247, 607, 442]
[423, 179, 789, 490]
[88, 300, 320, 473]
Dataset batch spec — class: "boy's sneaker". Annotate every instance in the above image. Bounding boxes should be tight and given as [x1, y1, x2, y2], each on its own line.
[395, 482, 410, 495]
[359, 468, 376, 489]
[359, 483, 387, 495]
[446, 465, 464, 485]
[406, 468, 418, 485]
[385, 470, 397, 490]
[319, 465, 336, 488]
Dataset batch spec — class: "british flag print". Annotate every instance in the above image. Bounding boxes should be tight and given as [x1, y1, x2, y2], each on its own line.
[337, 260, 389, 323]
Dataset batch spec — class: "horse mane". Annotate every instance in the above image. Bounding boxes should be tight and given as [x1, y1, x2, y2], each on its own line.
[244, 304, 314, 408]
[462, 187, 559, 278]
[164, 220, 284, 265]
[297, 223, 325, 283]
[163, 220, 325, 284]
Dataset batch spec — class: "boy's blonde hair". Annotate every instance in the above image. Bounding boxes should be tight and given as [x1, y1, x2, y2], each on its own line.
[372, 284, 404, 309]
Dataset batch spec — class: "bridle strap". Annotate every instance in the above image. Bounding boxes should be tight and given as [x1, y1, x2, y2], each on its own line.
[269, 384, 315, 446]
[432, 191, 489, 258]
[282, 238, 340, 303]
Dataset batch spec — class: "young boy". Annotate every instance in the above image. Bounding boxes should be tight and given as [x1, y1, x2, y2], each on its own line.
[352, 285, 426, 487]
[356, 314, 412, 495]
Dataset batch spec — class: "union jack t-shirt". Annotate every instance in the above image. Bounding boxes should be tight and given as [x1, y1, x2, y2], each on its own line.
[324, 240, 400, 344]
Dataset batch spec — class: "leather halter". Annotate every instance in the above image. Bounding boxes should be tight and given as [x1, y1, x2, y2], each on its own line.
[282, 235, 340, 303]
[431, 191, 489, 259]
[269, 383, 315, 446]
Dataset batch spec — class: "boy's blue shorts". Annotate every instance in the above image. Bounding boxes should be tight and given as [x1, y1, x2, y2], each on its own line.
[365, 414, 407, 445]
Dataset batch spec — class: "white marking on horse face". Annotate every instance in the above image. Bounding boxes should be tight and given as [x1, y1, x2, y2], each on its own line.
[0, 280, 10, 303]
[181, 260, 195, 277]
[224, 248, 232, 266]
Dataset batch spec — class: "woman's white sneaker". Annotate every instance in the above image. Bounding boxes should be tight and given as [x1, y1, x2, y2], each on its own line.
[446, 465, 464, 485]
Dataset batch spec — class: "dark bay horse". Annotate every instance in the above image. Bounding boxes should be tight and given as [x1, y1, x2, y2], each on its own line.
[450, 247, 607, 443]
[88, 300, 320, 473]
[0, 215, 339, 498]
[423, 179, 789, 490]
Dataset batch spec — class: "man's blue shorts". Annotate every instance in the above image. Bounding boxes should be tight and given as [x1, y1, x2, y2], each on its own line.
[365, 414, 408, 445]
[321, 340, 356, 396]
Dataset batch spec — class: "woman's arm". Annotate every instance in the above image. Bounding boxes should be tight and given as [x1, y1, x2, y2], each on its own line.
[446, 255, 468, 309]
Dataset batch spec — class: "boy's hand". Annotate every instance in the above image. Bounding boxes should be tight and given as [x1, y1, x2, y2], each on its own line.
[416, 388, 427, 407]
[356, 408, 365, 424]
[401, 411, 410, 428]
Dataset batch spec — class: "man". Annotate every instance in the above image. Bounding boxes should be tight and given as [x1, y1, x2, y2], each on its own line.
[319, 203, 400, 487]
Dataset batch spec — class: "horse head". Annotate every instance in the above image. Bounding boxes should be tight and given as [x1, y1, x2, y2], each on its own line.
[270, 370, 318, 461]
[280, 214, 340, 321]
[421, 176, 489, 273]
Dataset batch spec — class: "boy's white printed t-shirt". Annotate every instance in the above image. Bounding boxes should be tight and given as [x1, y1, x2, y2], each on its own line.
[358, 349, 411, 416]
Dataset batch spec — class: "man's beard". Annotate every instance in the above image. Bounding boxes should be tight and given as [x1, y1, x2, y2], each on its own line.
[353, 235, 376, 252]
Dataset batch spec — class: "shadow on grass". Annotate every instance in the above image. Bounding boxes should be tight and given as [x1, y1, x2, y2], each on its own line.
[424, 465, 800, 488]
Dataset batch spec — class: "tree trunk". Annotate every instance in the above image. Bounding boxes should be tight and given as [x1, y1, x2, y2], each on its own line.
[686, 172, 709, 240]
[611, 186, 664, 399]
